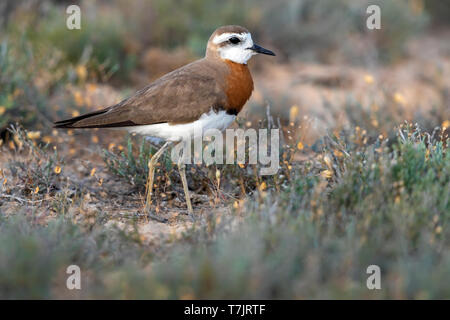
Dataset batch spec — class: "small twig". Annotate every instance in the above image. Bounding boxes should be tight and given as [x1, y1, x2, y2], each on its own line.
[398, 125, 407, 142]
[146, 212, 168, 223]
[0, 193, 44, 204]
[325, 133, 350, 157]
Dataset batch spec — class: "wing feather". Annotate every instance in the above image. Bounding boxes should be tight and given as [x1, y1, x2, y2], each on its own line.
[54, 60, 228, 129]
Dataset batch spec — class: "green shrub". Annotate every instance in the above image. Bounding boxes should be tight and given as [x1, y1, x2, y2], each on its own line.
[0, 39, 54, 131]
[24, 5, 137, 83]
[102, 137, 171, 190]
[6, 126, 65, 196]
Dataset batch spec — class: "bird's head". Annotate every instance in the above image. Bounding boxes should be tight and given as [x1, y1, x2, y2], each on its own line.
[206, 25, 275, 64]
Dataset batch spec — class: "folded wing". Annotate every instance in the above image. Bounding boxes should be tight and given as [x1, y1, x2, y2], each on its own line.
[54, 61, 228, 128]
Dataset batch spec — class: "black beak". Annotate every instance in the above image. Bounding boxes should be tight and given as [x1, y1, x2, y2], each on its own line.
[248, 44, 275, 56]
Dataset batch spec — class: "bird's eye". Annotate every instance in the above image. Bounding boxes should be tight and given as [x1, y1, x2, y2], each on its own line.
[229, 37, 241, 44]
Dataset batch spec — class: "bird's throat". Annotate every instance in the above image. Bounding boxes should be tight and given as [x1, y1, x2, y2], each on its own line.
[224, 60, 254, 115]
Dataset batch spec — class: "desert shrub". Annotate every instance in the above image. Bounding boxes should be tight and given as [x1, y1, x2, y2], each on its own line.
[326, 124, 449, 216]
[135, 124, 449, 299]
[0, 214, 143, 299]
[6, 126, 65, 196]
[102, 137, 172, 190]
[0, 37, 70, 132]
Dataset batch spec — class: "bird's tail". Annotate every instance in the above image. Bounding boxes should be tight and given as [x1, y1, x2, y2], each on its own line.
[53, 108, 111, 129]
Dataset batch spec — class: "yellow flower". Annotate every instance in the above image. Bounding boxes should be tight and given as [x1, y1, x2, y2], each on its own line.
[442, 120, 450, 129]
[42, 136, 52, 144]
[91, 135, 99, 143]
[76, 65, 87, 81]
[87, 83, 97, 93]
[26, 131, 41, 140]
[297, 142, 304, 151]
[54, 166, 62, 174]
[289, 105, 299, 123]
[364, 74, 374, 84]
[73, 91, 84, 107]
[333, 150, 344, 158]
[259, 181, 267, 191]
[394, 92, 406, 106]
[13, 134, 23, 150]
[90, 168, 96, 177]
[320, 170, 333, 179]
[34, 186, 40, 194]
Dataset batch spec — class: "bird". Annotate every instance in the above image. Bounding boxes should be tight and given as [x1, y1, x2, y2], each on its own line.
[54, 25, 275, 215]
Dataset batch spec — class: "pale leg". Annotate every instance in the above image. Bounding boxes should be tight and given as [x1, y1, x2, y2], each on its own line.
[145, 141, 171, 212]
[178, 155, 193, 214]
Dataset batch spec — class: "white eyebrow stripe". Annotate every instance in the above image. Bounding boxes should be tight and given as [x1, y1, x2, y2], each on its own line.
[212, 32, 247, 44]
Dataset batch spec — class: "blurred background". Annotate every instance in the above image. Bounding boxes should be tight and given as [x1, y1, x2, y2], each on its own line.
[0, 0, 449, 147]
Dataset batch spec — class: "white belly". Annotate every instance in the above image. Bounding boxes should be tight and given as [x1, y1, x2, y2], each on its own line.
[126, 109, 236, 142]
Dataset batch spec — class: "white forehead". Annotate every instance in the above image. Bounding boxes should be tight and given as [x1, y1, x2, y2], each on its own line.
[212, 32, 256, 64]
[212, 32, 251, 44]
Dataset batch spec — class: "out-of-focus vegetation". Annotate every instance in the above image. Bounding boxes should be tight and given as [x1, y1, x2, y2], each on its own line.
[2, 0, 431, 62]
[0, 0, 446, 132]
[0, 37, 71, 133]
[425, 0, 450, 26]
